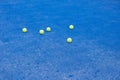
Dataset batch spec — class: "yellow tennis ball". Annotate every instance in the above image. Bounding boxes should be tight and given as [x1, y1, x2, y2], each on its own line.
[69, 25, 74, 30]
[22, 28, 27, 33]
[46, 27, 51, 32]
[39, 30, 44, 35]
[67, 38, 72, 43]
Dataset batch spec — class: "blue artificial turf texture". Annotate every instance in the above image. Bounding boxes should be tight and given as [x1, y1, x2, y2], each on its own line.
[0, 0, 120, 80]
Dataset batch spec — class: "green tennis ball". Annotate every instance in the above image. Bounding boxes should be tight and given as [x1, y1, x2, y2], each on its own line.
[69, 25, 74, 30]
[46, 27, 51, 32]
[67, 38, 72, 43]
[22, 28, 27, 33]
[39, 30, 45, 35]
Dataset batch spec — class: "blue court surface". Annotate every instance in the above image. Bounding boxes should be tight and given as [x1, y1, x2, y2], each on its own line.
[0, 0, 120, 80]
